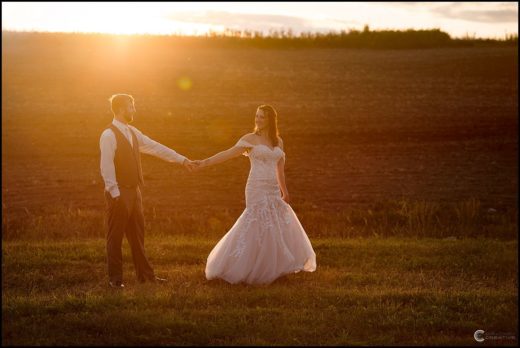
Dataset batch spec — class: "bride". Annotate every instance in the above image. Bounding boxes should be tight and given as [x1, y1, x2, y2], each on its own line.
[193, 105, 316, 285]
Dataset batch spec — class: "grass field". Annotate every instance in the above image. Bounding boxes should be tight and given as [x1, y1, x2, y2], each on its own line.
[2, 235, 518, 345]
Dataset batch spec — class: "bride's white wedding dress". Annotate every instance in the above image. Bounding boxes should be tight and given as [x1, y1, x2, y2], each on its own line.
[205, 138, 317, 285]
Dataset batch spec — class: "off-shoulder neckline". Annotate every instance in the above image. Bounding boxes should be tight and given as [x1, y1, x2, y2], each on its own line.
[238, 139, 282, 152]
[255, 143, 280, 152]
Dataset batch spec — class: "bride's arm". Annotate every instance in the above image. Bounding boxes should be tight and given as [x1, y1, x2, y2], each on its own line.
[199, 146, 246, 168]
[276, 139, 290, 203]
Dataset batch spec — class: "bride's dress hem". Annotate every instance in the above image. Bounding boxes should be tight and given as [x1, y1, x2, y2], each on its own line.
[206, 259, 317, 285]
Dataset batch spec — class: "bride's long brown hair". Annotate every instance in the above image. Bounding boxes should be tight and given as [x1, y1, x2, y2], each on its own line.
[253, 104, 279, 147]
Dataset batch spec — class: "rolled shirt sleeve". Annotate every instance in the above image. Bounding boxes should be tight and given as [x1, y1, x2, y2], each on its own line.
[129, 126, 187, 164]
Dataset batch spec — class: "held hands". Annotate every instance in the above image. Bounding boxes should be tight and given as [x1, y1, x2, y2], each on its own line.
[182, 159, 198, 172]
[182, 158, 207, 172]
[191, 159, 207, 172]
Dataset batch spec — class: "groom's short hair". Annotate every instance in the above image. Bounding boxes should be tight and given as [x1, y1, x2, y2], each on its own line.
[109, 94, 134, 114]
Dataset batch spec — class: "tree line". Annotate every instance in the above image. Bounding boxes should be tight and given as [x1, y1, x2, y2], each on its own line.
[3, 27, 518, 49]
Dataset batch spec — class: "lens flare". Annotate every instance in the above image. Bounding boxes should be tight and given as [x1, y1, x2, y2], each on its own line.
[177, 77, 193, 91]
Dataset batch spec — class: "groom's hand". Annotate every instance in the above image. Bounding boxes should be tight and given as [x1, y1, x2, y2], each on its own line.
[182, 159, 197, 172]
[191, 160, 204, 172]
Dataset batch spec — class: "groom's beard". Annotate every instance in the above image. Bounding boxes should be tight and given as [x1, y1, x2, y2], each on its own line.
[123, 112, 134, 123]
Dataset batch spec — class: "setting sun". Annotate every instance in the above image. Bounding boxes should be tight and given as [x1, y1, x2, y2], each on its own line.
[2, 2, 226, 36]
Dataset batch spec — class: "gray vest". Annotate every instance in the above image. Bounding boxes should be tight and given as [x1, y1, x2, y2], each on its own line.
[106, 124, 144, 188]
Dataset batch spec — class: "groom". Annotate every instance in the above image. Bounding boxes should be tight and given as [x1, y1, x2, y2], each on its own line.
[99, 93, 196, 289]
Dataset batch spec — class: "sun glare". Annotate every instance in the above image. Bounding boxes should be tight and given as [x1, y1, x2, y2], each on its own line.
[1, 2, 225, 36]
[2, 2, 517, 39]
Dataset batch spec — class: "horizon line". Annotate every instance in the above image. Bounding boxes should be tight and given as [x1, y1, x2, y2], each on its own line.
[2, 27, 518, 41]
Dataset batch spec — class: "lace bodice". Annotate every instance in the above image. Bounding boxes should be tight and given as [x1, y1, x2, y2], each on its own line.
[234, 139, 285, 182]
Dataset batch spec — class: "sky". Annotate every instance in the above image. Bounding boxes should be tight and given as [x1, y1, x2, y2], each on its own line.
[2, 2, 518, 39]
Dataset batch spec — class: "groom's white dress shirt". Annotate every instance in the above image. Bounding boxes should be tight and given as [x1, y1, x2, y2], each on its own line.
[100, 118, 187, 198]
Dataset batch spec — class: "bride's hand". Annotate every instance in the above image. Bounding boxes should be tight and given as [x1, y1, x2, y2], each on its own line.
[182, 158, 197, 172]
[192, 159, 206, 171]
[282, 193, 290, 203]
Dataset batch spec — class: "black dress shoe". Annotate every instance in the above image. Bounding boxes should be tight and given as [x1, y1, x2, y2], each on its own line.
[109, 281, 125, 289]
[148, 276, 167, 283]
